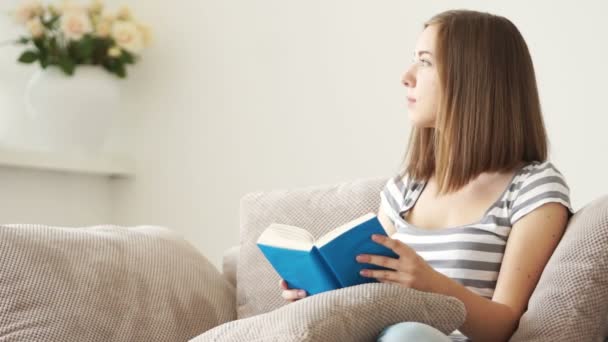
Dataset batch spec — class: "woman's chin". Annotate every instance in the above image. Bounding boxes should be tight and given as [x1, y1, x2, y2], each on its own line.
[408, 113, 434, 128]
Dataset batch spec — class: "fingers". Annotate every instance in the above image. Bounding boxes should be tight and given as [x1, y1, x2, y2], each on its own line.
[378, 278, 398, 285]
[360, 268, 400, 282]
[356, 254, 399, 270]
[281, 289, 307, 301]
[279, 279, 307, 301]
[371, 234, 414, 258]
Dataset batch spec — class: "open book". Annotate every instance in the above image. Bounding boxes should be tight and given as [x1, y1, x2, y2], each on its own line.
[256, 213, 399, 296]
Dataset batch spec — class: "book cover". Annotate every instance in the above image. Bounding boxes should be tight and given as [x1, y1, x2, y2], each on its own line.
[256, 213, 399, 295]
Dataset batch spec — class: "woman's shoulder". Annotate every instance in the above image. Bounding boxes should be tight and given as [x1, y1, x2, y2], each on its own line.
[383, 169, 420, 196]
[382, 172, 405, 199]
[515, 160, 571, 198]
[380, 170, 415, 214]
[519, 160, 567, 179]
[510, 160, 573, 225]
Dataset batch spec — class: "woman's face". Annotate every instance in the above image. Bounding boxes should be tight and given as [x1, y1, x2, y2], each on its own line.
[402, 24, 440, 128]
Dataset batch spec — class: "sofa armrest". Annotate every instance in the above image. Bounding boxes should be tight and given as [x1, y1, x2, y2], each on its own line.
[222, 244, 240, 288]
[0, 224, 236, 341]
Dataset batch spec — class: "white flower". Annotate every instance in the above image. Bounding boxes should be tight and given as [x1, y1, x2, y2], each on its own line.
[14, 0, 43, 24]
[59, 0, 85, 13]
[49, 4, 61, 16]
[116, 5, 132, 20]
[96, 18, 112, 37]
[136, 23, 153, 47]
[60, 10, 93, 41]
[108, 46, 121, 57]
[100, 9, 116, 21]
[111, 20, 144, 54]
[89, 0, 104, 15]
[26, 17, 45, 38]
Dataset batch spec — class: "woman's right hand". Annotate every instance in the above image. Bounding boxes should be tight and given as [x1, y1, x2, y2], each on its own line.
[279, 279, 307, 302]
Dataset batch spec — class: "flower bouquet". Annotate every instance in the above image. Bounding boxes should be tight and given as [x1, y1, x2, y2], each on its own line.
[9, 0, 152, 78]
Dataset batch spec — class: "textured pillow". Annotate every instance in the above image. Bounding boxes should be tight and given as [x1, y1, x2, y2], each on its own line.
[510, 195, 608, 341]
[237, 177, 387, 318]
[0, 224, 236, 341]
[191, 283, 466, 342]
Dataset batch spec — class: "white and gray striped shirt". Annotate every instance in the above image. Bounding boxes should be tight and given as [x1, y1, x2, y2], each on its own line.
[380, 160, 573, 341]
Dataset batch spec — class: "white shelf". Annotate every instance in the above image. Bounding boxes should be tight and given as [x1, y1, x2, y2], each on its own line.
[0, 145, 135, 177]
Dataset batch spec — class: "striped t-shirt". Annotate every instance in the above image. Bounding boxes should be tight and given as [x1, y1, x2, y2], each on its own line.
[379, 160, 573, 341]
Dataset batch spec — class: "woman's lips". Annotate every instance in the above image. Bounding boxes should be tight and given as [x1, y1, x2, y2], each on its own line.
[407, 97, 416, 105]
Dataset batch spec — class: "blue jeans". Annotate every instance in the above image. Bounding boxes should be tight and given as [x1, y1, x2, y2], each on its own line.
[377, 322, 451, 342]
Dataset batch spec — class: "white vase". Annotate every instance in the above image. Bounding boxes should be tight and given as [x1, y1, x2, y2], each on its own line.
[24, 65, 121, 154]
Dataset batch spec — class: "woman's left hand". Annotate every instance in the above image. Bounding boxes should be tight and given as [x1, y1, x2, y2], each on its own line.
[356, 234, 443, 293]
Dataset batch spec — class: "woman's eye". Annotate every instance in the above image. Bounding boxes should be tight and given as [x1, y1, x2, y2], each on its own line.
[410, 58, 431, 67]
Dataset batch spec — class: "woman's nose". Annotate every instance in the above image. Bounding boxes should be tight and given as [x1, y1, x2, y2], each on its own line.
[401, 68, 415, 88]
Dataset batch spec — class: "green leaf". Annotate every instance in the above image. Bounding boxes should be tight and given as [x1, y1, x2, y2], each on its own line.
[46, 55, 58, 65]
[48, 37, 58, 57]
[77, 35, 94, 59]
[101, 59, 124, 78]
[102, 63, 113, 74]
[115, 62, 126, 78]
[92, 38, 113, 64]
[33, 38, 47, 63]
[39, 49, 50, 68]
[66, 41, 78, 62]
[18, 51, 38, 63]
[42, 15, 60, 29]
[17, 37, 30, 45]
[49, 36, 58, 49]
[58, 57, 75, 76]
[33, 38, 44, 51]
[120, 51, 136, 64]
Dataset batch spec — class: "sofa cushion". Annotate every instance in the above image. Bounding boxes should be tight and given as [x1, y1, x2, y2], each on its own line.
[236, 177, 387, 318]
[0, 224, 236, 341]
[510, 195, 608, 341]
[222, 245, 240, 288]
[190, 282, 466, 342]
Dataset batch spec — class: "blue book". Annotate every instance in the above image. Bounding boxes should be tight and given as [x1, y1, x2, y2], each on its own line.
[256, 213, 399, 296]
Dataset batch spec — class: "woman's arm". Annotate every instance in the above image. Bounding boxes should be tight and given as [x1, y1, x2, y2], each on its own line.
[432, 202, 570, 342]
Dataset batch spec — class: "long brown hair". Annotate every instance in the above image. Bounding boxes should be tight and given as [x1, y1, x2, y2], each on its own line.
[400, 10, 548, 194]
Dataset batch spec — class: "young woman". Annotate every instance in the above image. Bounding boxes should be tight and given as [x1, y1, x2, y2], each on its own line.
[280, 9, 573, 342]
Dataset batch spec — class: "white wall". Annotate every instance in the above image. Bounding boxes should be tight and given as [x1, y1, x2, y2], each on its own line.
[0, 167, 112, 225]
[115, 0, 608, 270]
[1, 0, 607, 270]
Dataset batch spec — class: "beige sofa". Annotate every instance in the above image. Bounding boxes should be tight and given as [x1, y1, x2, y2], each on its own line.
[204, 177, 608, 341]
[1, 177, 607, 341]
